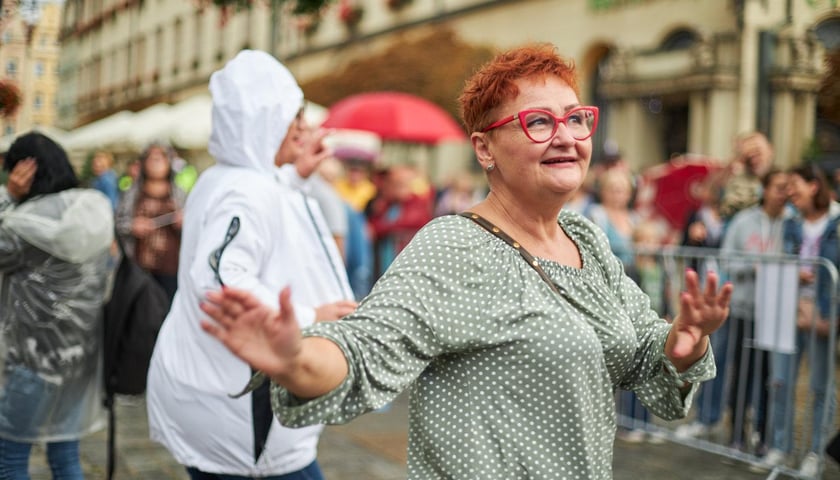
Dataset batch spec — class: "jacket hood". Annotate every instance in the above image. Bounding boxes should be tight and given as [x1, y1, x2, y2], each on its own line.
[2, 188, 114, 263]
[207, 50, 304, 173]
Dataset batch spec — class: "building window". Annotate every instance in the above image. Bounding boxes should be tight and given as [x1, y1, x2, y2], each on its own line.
[2, 31, 11, 44]
[660, 29, 699, 51]
[34, 61, 44, 77]
[194, 10, 203, 70]
[173, 18, 183, 73]
[815, 18, 840, 50]
[5, 125, 13, 135]
[34, 94, 42, 110]
[6, 60, 17, 78]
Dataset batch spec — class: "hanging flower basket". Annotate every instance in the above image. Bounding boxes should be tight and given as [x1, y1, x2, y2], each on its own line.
[0, 79, 22, 119]
[339, 4, 363, 29]
[295, 12, 321, 36]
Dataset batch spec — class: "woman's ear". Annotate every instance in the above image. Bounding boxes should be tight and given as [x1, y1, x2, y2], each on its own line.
[472, 132, 493, 171]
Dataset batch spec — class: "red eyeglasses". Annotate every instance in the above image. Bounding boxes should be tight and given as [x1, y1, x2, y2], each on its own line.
[481, 106, 599, 143]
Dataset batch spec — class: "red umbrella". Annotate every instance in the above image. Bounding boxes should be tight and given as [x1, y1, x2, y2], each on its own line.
[637, 157, 722, 231]
[322, 92, 466, 144]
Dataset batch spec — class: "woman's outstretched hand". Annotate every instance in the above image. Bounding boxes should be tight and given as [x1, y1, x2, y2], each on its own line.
[666, 269, 733, 371]
[201, 286, 302, 378]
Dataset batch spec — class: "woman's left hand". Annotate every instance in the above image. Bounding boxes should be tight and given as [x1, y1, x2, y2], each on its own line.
[7, 157, 37, 200]
[666, 269, 732, 371]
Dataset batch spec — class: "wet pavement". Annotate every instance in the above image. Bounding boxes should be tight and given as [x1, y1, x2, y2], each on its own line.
[27, 393, 840, 479]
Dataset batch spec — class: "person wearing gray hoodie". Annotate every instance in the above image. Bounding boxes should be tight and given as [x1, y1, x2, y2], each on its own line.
[145, 50, 356, 479]
[0, 132, 114, 479]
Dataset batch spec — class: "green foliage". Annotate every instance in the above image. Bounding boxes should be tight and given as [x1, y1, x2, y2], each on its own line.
[79, 151, 95, 184]
[802, 137, 822, 164]
[289, 0, 331, 14]
[300, 29, 495, 121]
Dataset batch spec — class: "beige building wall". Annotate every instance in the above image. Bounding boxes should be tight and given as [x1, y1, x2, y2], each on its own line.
[58, 0, 840, 174]
[0, 0, 62, 137]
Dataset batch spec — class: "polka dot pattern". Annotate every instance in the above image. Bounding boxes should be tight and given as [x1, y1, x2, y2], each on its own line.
[272, 210, 715, 479]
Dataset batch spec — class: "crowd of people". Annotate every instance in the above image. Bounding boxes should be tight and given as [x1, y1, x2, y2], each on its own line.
[0, 41, 835, 480]
[586, 132, 840, 478]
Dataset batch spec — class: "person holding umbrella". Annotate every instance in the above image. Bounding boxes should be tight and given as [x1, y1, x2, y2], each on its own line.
[200, 43, 732, 479]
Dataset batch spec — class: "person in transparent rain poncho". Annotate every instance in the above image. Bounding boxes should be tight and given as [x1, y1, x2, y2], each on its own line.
[0, 132, 115, 479]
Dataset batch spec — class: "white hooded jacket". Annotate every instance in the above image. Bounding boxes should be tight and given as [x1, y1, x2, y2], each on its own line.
[146, 50, 352, 476]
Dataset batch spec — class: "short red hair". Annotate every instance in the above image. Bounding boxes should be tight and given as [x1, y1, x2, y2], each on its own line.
[459, 43, 579, 135]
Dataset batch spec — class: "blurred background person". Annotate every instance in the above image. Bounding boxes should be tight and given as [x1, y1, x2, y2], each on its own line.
[675, 177, 728, 440]
[618, 220, 672, 443]
[90, 150, 120, 211]
[764, 165, 840, 476]
[307, 158, 350, 259]
[587, 167, 649, 442]
[367, 164, 432, 279]
[0, 132, 114, 479]
[720, 169, 789, 456]
[172, 152, 199, 194]
[334, 156, 377, 213]
[321, 157, 374, 300]
[433, 172, 481, 217]
[118, 159, 140, 193]
[719, 131, 775, 221]
[587, 167, 639, 268]
[115, 141, 187, 304]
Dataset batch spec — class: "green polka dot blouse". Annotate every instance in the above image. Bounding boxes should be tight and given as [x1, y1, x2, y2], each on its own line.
[272, 211, 715, 479]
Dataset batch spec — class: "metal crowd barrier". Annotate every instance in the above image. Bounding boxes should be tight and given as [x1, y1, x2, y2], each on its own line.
[615, 246, 838, 480]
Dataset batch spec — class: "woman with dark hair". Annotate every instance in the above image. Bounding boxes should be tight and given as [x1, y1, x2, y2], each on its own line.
[115, 141, 187, 303]
[763, 164, 840, 476]
[0, 132, 114, 479]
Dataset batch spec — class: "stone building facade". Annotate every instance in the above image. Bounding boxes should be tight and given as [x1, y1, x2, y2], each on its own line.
[57, 0, 840, 171]
[0, 0, 62, 137]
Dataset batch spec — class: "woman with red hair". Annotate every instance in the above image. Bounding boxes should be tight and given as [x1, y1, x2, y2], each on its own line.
[200, 44, 732, 479]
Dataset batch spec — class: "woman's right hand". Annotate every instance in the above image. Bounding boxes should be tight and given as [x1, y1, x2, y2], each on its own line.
[294, 128, 333, 179]
[201, 286, 303, 378]
[131, 217, 156, 238]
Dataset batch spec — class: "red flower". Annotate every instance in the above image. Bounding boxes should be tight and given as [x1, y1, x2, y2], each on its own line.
[339, 2, 363, 26]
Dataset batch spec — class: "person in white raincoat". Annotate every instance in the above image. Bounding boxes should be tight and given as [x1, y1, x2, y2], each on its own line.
[145, 50, 356, 479]
[0, 132, 114, 479]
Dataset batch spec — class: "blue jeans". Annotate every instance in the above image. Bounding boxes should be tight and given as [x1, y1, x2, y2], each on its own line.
[0, 365, 85, 439]
[693, 320, 730, 426]
[186, 461, 324, 480]
[617, 390, 649, 429]
[0, 438, 83, 480]
[769, 330, 836, 453]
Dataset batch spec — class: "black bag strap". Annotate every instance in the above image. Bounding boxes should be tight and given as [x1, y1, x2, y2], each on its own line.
[106, 228, 121, 480]
[106, 395, 116, 480]
[459, 212, 562, 296]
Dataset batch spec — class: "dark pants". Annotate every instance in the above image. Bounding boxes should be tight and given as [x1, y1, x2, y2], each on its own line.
[728, 315, 769, 449]
[186, 461, 324, 480]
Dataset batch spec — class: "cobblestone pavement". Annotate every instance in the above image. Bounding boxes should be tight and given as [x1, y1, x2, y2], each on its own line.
[26, 393, 840, 479]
